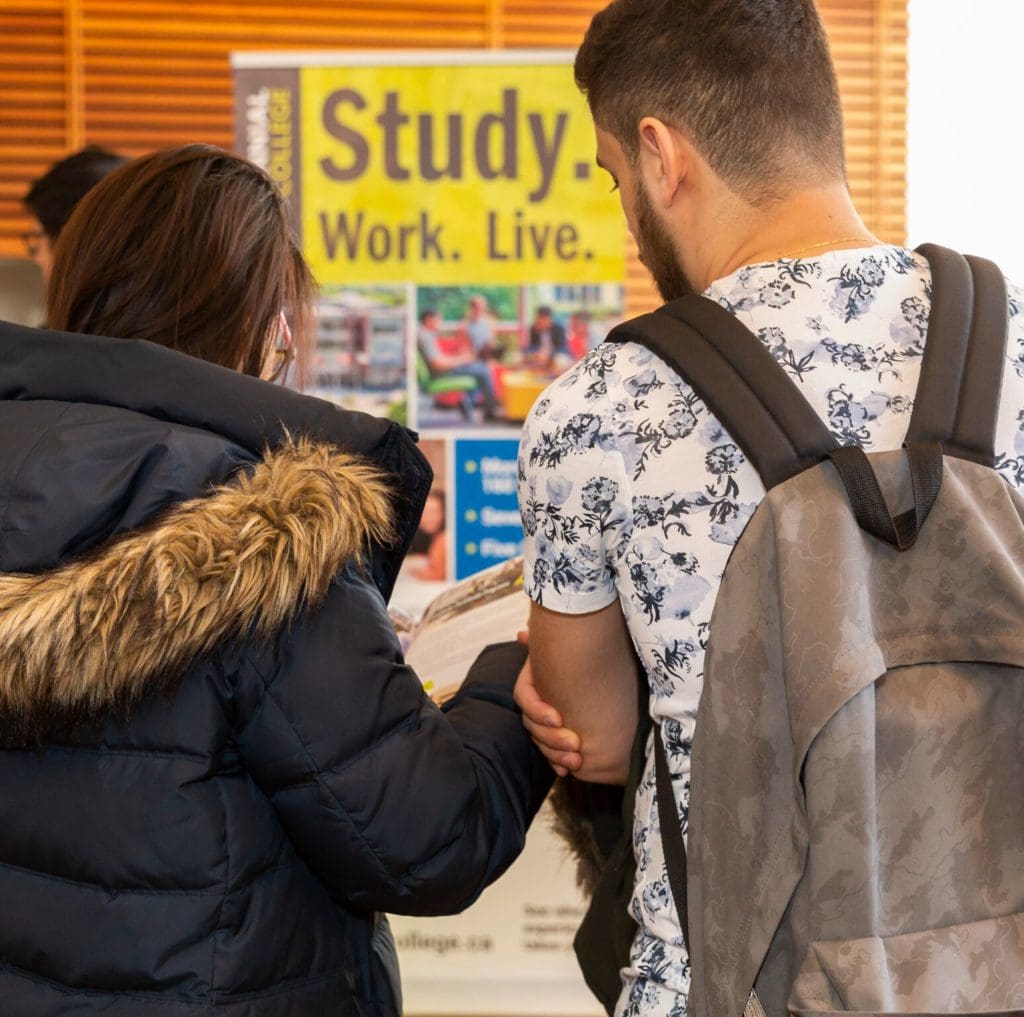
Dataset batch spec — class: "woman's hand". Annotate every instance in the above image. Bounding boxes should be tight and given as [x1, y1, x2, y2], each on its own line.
[513, 631, 583, 777]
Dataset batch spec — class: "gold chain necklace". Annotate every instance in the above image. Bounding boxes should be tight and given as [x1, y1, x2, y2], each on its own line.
[786, 235, 879, 259]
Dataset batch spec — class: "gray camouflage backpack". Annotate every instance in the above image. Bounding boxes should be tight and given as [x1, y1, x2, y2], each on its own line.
[613, 244, 1024, 1015]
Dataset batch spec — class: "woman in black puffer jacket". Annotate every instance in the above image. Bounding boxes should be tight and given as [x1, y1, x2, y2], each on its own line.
[0, 145, 550, 1016]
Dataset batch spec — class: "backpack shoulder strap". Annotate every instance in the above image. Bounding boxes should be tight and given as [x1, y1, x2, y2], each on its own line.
[906, 244, 1008, 466]
[608, 295, 839, 491]
[654, 722, 689, 950]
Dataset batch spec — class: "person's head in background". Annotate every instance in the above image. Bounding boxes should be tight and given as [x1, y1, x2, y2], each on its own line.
[533, 305, 554, 328]
[568, 309, 593, 357]
[419, 309, 441, 334]
[467, 295, 488, 319]
[569, 309, 592, 334]
[22, 145, 129, 282]
[47, 144, 314, 384]
[574, 0, 852, 300]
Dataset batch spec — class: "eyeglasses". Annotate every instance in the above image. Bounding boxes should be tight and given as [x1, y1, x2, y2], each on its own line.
[20, 230, 46, 259]
[270, 345, 294, 376]
[270, 310, 294, 379]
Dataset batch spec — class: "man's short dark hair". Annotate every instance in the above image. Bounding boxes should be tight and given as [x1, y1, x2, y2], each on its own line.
[575, 0, 845, 204]
[23, 145, 129, 240]
[536, 305, 553, 317]
[420, 308, 439, 325]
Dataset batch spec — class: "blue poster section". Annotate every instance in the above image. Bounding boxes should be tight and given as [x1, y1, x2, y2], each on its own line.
[454, 438, 524, 580]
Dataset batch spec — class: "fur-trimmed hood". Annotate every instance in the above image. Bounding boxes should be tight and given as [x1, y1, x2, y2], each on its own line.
[0, 439, 395, 742]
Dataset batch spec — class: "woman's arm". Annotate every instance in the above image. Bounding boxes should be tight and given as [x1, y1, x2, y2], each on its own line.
[232, 568, 552, 916]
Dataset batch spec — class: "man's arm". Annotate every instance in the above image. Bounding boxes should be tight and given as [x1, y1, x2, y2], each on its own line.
[419, 329, 474, 373]
[526, 598, 639, 785]
[425, 348, 475, 373]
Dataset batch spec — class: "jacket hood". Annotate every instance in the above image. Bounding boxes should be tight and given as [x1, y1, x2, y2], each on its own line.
[0, 438, 394, 743]
[0, 320, 432, 597]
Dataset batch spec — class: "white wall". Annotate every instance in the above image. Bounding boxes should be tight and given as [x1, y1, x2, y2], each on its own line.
[907, 0, 1024, 277]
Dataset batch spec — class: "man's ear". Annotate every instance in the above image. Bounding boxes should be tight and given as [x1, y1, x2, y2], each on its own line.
[637, 116, 689, 207]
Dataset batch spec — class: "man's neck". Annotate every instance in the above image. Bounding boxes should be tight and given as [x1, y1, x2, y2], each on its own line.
[694, 182, 876, 292]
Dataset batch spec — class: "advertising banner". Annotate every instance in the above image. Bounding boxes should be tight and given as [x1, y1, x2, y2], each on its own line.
[234, 50, 618, 1016]
[235, 51, 625, 584]
[236, 55, 623, 286]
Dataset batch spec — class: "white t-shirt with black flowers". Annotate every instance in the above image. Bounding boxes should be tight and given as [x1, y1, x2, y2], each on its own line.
[517, 246, 1024, 1017]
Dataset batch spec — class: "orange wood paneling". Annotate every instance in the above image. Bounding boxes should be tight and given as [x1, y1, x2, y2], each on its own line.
[0, 0, 907, 316]
[0, 1, 69, 254]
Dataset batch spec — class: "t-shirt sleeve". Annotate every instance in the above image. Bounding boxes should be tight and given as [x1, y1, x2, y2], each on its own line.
[517, 359, 631, 615]
[417, 325, 440, 361]
[993, 278, 1024, 489]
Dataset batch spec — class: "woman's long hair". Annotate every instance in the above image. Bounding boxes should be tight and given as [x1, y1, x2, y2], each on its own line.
[47, 144, 314, 383]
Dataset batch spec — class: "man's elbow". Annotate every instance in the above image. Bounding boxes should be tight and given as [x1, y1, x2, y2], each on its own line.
[574, 754, 629, 786]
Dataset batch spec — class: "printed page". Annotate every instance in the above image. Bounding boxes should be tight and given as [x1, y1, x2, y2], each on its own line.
[406, 556, 530, 702]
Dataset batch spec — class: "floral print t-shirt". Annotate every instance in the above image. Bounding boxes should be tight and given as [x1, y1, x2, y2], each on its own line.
[517, 246, 1024, 1017]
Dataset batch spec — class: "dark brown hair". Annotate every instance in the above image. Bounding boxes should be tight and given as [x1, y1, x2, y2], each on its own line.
[24, 145, 129, 240]
[47, 145, 313, 383]
[575, 0, 846, 203]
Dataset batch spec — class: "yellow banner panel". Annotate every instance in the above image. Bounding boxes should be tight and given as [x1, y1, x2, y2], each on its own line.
[298, 62, 623, 285]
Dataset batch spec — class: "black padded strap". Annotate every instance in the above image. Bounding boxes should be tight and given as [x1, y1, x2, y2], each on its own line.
[654, 723, 689, 951]
[907, 245, 1008, 466]
[953, 255, 1008, 464]
[609, 295, 838, 490]
[905, 245, 973, 447]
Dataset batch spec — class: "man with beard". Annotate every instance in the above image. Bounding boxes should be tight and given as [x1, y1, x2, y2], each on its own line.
[514, 2, 1024, 1015]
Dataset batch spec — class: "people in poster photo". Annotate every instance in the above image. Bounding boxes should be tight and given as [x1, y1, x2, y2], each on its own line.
[413, 283, 623, 430]
[417, 306, 502, 422]
[408, 489, 448, 582]
[391, 437, 452, 616]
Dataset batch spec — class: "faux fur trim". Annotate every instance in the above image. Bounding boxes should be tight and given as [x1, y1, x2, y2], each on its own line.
[0, 439, 395, 743]
[549, 776, 627, 897]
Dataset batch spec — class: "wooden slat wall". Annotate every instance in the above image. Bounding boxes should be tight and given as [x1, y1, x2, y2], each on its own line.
[0, 0, 70, 254]
[0, 0, 907, 316]
[505, 0, 908, 312]
[79, 0, 492, 153]
[822, 0, 907, 250]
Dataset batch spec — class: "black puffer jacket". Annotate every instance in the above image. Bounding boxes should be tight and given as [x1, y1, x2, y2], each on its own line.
[0, 322, 551, 1016]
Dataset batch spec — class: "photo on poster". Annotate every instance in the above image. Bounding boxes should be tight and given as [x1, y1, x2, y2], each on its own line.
[414, 284, 621, 432]
[390, 437, 451, 623]
[414, 285, 519, 430]
[402, 437, 449, 583]
[305, 284, 410, 422]
[524, 282, 625, 361]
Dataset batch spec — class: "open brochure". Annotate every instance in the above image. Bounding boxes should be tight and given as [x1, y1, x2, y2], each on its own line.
[393, 556, 530, 705]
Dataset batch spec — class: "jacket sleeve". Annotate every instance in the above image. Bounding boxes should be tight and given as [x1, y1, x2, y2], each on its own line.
[231, 566, 553, 916]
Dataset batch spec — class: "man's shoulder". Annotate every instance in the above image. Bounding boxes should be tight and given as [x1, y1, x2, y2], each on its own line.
[520, 340, 713, 489]
[522, 347, 614, 442]
[527, 341, 689, 419]
[1007, 276, 1024, 318]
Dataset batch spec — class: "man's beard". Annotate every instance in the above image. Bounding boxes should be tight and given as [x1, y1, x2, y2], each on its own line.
[634, 182, 694, 302]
